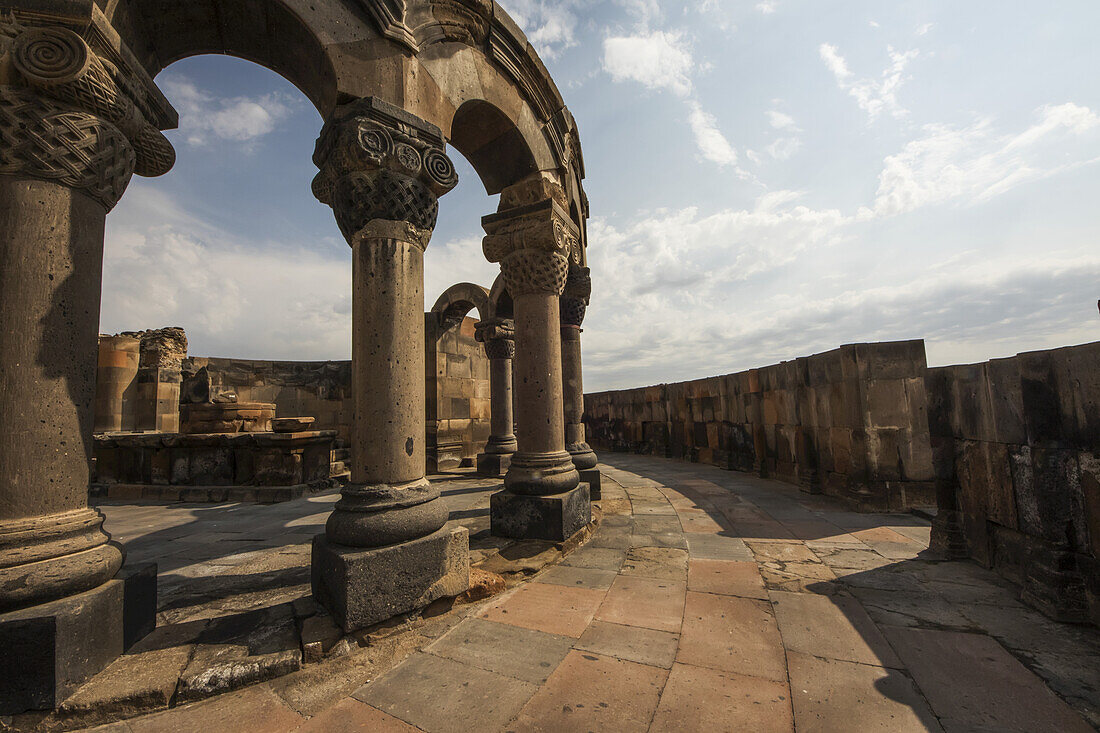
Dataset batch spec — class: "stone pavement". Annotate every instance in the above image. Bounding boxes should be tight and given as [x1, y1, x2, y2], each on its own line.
[74, 455, 1100, 732]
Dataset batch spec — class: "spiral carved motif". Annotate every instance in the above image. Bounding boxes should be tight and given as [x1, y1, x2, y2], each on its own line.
[394, 143, 421, 172]
[423, 148, 458, 189]
[501, 249, 570, 297]
[11, 27, 91, 86]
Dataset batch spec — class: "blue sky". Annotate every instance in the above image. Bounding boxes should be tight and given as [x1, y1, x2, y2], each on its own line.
[103, 1, 1100, 390]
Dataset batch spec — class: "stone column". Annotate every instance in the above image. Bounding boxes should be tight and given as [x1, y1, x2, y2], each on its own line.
[483, 196, 589, 541]
[560, 265, 601, 498]
[133, 327, 187, 433]
[474, 318, 517, 477]
[309, 97, 469, 632]
[0, 13, 174, 712]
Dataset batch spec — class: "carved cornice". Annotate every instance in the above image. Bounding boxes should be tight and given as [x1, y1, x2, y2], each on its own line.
[349, 0, 492, 51]
[313, 96, 458, 246]
[0, 12, 175, 208]
[482, 198, 579, 263]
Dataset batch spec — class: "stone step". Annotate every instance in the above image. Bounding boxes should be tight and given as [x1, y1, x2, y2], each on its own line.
[330, 447, 350, 462]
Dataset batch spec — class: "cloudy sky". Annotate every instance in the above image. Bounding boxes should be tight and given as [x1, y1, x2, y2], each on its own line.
[103, 0, 1100, 391]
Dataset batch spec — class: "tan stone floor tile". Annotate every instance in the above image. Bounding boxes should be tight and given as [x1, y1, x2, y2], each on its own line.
[650, 662, 794, 733]
[595, 575, 686, 633]
[787, 651, 942, 733]
[884, 627, 1094, 733]
[478, 582, 605, 638]
[770, 590, 902, 667]
[620, 546, 689, 580]
[575, 620, 680, 669]
[510, 651, 668, 732]
[677, 510, 726, 533]
[746, 540, 821, 563]
[677, 591, 787, 682]
[127, 684, 303, 733]
[293, 697, 419, 732]
[687, 559, 768, 599]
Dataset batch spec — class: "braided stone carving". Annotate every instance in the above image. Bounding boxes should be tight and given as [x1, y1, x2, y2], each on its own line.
[560, 265, 591, 327]
[475, 318, 515, 359]
[0, 17, 175, 208]
[482, 198, 579, 296]
[313, 97, 457, 247]
[501, 249, 570, 297]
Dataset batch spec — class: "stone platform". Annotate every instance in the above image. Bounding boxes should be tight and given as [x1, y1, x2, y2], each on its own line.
[11, 455, 1100, 732]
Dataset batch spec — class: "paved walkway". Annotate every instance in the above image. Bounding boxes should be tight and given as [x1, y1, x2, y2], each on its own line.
[84, 454, 1100, 732]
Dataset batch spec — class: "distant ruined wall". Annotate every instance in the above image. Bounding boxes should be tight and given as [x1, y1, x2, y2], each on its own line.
[584, 341, 937, 512]
[425, 315, 492, 471]
[926, 341, 1100, 625]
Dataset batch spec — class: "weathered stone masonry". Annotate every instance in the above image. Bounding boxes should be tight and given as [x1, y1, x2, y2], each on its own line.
[585, 338, 1100, 627]
[585, 340, 938, 513]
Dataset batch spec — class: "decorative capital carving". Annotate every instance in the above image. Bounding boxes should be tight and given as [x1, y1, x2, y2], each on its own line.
[560, 264, 591, 327]
[313, 96, 457, 248]
[475, 318, 515, 360]
[482, 198, 579, 261]
[0, 15, 175, 208]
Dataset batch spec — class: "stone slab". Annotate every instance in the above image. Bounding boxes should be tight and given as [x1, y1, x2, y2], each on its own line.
[490, 483, 591, 542]
[596, 576, 686, 633]
[580, 468, 602, 500]
[787, 651, 941, 733]
[574, 620, 680, 669]
[686, 533, 754, 561]
[509, 650, 668, 732]
[294, 697, 419, 732]
[126, 683, 303, 733]
[427, 617, 574, 684]
[478, 582, 604, 638]
[883, 627, 1094, 732]
[688, 559, 768, 599]
[770, 590, 902, 668]
[620, 546, 689, 581]
[354, 652, 537, 732]
[561, 546, 627, 571]
[677, 591, 787, 682]
[537, 564, 618, 590]
[311, 526, 470, 632]
[0, 579, 126, 714]
[651, 662, 794, 733]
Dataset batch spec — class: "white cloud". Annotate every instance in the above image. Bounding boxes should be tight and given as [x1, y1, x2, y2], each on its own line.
[504, 0, 580, 59]
[602, 30, 694, 96]
[819, 43, 918, 122]
[756, 1, 778, 13]
[916, 23, 934, 36]
[874, 103, 1100, 216]
[687, 101, 739, 167]
[160, 76, 299, 149]
[764, 108, 802, 160]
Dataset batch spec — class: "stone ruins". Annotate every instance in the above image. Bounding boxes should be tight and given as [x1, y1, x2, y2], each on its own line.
[0, 1, 1097, 731]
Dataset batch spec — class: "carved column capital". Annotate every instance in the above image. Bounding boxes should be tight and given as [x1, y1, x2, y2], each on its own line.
[560, 264, 591, 327]
[0, 15, 176, 209]
[312, 96, 458, 249]
[482, 199, 579, 296]
[475, 317, 515, 359]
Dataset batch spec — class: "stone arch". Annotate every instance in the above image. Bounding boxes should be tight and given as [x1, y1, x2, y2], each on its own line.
[431, 282, 491, 330]
[488, 273, 513, 319]
[101, 0, 589, 227]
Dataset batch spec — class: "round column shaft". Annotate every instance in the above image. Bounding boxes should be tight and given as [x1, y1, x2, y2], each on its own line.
[560, 265, 597, 470]
[0, 179, 123, 612]
[488, 356, 517, 453]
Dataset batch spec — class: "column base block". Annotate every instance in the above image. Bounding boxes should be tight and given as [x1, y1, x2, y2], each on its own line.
[476, 452, 512, 478]
[490, 483, 591, 542]
[0, 563, 158, 714]
[311, 526, 470, 633]
[579, 469, 602, 500]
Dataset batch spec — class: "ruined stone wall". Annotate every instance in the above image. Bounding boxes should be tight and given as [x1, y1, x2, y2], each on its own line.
[183, 357, 354, 442]
[926, 342, 1100, 625]
[425, 315, 492, 471]
[584, 341, 936, 512]
[170, 314, 491, 468]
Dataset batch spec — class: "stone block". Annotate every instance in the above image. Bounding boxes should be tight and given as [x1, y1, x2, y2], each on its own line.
[118, 563, 158, 649]
[580, 469, 602, 500]
[477, 452, 511, 477]
[311, 526, 470, 632]
[0, 580, 125, 714]
[490, 483, 591, 542]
